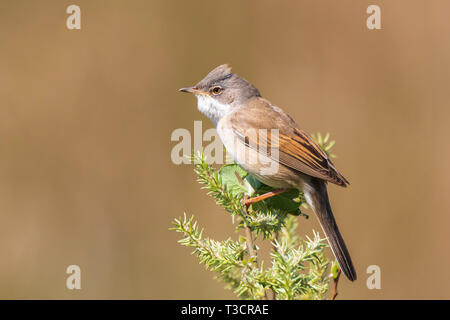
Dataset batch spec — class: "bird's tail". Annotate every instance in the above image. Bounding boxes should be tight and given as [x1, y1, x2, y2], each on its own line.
[305, 179, 357, 281]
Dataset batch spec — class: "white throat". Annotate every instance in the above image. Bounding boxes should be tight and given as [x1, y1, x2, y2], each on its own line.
[196, 95, 230, 126]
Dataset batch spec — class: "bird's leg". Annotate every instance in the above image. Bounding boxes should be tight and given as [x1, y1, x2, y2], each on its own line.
[243, 188, 289, 207]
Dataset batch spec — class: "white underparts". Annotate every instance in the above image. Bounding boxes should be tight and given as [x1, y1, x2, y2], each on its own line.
[196, 95, 230, 126]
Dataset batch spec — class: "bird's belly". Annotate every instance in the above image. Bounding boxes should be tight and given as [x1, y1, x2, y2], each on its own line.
[246, 169, 296, 189]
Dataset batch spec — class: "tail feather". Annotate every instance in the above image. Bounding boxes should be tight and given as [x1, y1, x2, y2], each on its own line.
[305, 179, 357, 281]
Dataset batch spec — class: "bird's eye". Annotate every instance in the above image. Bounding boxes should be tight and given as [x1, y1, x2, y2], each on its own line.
[211, 86, 222, 95]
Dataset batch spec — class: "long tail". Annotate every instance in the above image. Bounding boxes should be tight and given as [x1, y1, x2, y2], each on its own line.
[305, 178, 357, 281]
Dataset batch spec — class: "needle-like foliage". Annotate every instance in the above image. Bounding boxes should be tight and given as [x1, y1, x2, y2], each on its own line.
[171, 133, 341, 300]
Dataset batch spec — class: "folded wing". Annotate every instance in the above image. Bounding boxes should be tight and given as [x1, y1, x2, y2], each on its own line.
[229, 98, 349, 187]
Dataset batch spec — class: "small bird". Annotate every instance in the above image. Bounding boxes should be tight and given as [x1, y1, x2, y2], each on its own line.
[179, 64, 357, 281]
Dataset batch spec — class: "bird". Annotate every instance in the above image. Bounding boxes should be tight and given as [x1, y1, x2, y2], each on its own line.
[179, 64, 356, 281]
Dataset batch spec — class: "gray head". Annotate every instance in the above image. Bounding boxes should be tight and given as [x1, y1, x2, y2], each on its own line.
[179, 64, 261, 125]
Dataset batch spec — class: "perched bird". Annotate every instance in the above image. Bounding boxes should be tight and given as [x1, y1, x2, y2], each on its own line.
[179, 65, 356, 281]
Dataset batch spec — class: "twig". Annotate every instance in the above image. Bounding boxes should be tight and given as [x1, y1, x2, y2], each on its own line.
[331, 268, 341, 300]
[244, 223, 257, 259]
[267, 232, 279, 300]
[242, 195, 257, 260]
[242, 195, 271, 299]
[266, 288, 276, 300]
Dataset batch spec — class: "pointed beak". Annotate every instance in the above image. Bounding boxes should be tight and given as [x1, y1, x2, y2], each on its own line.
[178, 86, 209, 96]
[179, 86, 196, 93]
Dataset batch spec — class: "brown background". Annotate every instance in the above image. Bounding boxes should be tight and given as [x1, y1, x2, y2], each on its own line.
[0, 0, 449, 299]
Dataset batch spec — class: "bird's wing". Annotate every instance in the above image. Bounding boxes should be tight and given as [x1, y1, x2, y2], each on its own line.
[228, 98, 349, 187]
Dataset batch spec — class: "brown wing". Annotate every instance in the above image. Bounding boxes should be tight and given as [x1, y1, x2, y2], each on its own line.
[229, 98, 349, 187]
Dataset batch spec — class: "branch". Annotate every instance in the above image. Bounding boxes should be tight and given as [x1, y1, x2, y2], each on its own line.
[331, 268, 341, 300]
[242, 196, 257, 261]
[173, 149, 341, 300]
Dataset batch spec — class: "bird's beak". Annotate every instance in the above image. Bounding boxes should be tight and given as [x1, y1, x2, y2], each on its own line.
[179, 86, 196, 94]
[179, 86, 209, 96]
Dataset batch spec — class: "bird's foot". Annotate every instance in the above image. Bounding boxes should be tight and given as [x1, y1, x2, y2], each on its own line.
[242, 188, 289, 207]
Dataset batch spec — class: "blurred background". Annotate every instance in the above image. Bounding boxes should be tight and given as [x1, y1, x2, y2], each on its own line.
[0, 0, 449, 299]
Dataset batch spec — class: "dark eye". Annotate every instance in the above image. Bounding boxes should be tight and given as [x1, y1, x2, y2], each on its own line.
[211, 86, 222, 95]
